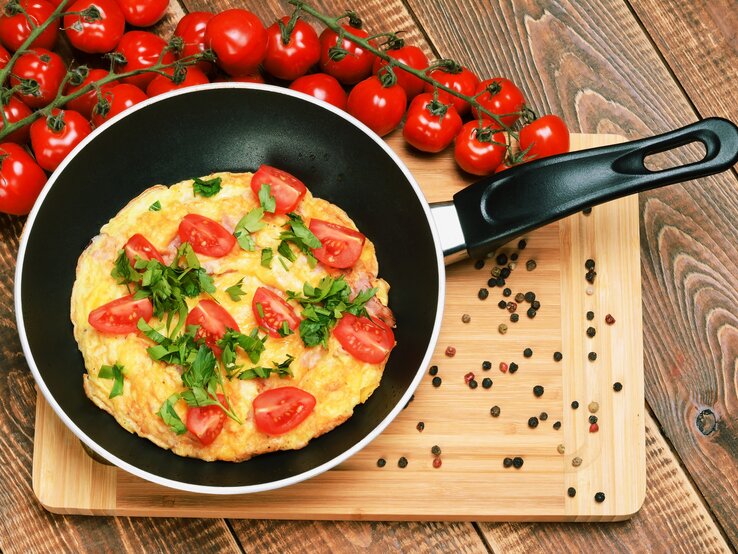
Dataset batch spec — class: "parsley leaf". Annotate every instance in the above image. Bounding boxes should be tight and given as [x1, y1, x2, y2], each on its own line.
[111, 250, 141, 286]
[149, 200, 161, 211]
[233, 207, 265, 251]
[192, 176, 222, 197]
[225, 278, 246, 301]
[238, 354, 294, 380]
[261, 247, 273, 268]
[277, 240, 296, 262]
[157, 393, 186, 434]
[98, 362, 125, 398]
[279, 213, 321, 267]
[216, 328, 267, 370]
[258, 184, 276, 213]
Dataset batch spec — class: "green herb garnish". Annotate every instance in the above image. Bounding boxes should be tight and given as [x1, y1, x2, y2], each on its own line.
[279, 213, 321, 268]
[238, 354, 294, 380]
[225, 278, 246, 302]
[258, 183, 276, 213]
[277, 240, 296, 263]
[261, 247, 273, 268]
[233, 207, 265, 251]
[157, 393, 187, 434]
[216, 328, 268, 377]
[192, 176, 222, 197]
[148, 200, 161, 211]
[98, 362, 125, 398]
[277, 319, 293, 337]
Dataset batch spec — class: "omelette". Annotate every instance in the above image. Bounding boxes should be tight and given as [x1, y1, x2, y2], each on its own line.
[70, 168, 395, 462]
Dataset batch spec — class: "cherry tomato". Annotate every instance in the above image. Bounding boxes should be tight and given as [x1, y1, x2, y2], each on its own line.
[10, 48, 65, 109]
[263, 16, 320, 81]
[372, 43, 428, 98]
[472, 77, 525, 127]
[289, 73, 346, 110]
[252, 287, 301, 338]
[0, 0, 58, 52]
[0, 143, 47, 215]
[250, 164, 307, 215]
[88, 294, 153, 334]
[424, 64, 479, 116]
[0, 96, 32, 144]
[174, 11, 213, 73]
[30, 109, 92, 172]
[0, 43, 10, 69]
[116, 31, 175, 89]
[227, 73, 264, 83]
[177, 213, 235, 258]
[186, 393, 226, 445]
[333, 313, 395, 363]
[519, 114, 570, 160]
[91, 83, 147, 127]
[123, 233, 164, 266]
[253, 386, 316, 435]
[454, 120, 507, 176]
[64, 0, 125, 54]
[204, 9, 267, 77]
[402, 93, 462, 153]
[309, 218, 365, 269]
[319, 23, 375, 85]
[494, 159, 517, 173]
[114, 0, 168, 27]
[146, 66, 209, 97]
[64, 69, 117, 119]
[185, 299, 240, 354]
[346, 75, 406, 137]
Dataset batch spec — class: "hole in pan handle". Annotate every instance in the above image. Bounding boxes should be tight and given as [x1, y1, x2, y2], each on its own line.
[440, 117, 738, 262]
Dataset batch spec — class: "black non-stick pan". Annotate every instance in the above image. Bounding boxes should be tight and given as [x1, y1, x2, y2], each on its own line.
[15, 84, 738, 494]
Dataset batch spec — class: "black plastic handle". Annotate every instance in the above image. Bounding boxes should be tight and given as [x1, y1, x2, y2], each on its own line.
[453, 117, 738, 259]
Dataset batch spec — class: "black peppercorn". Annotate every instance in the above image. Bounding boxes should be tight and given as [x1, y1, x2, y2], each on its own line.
[586, 326, 596, 337]
[503, 457, 513, 468]
[585, 270, 597, 283]
[533, 385, 544, 397]
[503, 287, 512, 297]
[416, 421, 425, 432]
[527, 307, 537, 318]
[585, 259, 595, 270]
[496, 253, 508, 265]
[528, 416, 539, 428]
[487, 278, 496, 287]
[431, 445, 442, 456]
[474, 259, 485, 270]
[523, 348, 533, 358]
[500, 267, 511, 279]
[586, 311, 595, 320]
[512, 456, 524, 469]
[588, 352, 597, 361]
[613, 382, 623, 392]
[377, 458, 386, 468]
[469, 379, 478, 389]
[490, 405, 501, 417]
[553, 421, 561, 430]
[482, 360, 492, 370]
[482, 377, 493, 389]
[429, 365, 438, 376]
[432, 376, 442, 388]
[510, 313, 519, 323]
[478, 288, 489, 300]
[498, 300, 507, 309]
[539, 412, 548, 421]
[496, 277, 505, 287]
[594, 492, 605, 503]
[524, 291, 535, 303]
[518, 239, 527, 250]
[398, 457, 408, 468]
[571, 401, 579, 409]
[511, 253, 519, 261]
[553, 351, 563, 362]
[589, 415, 598, 424]
[531, 300, 541, 310]
[567, 487, 576, 498]
[509, 362, 519, 374]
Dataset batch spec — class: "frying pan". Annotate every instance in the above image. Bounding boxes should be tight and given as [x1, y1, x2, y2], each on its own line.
[15, 84, 738, 494]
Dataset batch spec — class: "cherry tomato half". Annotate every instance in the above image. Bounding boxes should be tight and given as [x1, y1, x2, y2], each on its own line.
[177, 213, 236, 258]
[424, 65, 479, 116]
[333, 313, 395, 363]
[263, 16, 320, 81]
[186, 393, 226, 445]
[0, 96, 32, 144]
[116, 31, 175, 89]
[318, 23, 375, 85]
[174, 11, 213, 73]
[30, 109, 92, 172]
[0, 0, 58, 52]
[402, 92, 462, 153]
[250, 164, 307, 215]
[64, 0, 125, 54]
[11, 48, 66, 109]
[372, 43, 428, 99]
[115, 0, 168, 28]
[309, 218, 365, 269]
[289, 72, 346, 110]
[0, 142, 47, 216]
[64, 69, 117, 119]
[472, 77, 525, 127]
[124, 233, 164, 266]
[88, 294, 153, 334]
[518, 114, 570, 161]
[454, 120, 507, 176]
[91, 83, 148, 127]
[252, 287, 301, 338]
[346, 75, 406, 137]
[253, 386, 316, 435]
[204, 8, 267, 77]
[146, 66, 209, 97]
[185, 299, 240, 354]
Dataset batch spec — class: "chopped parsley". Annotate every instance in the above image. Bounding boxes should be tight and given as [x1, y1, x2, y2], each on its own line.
[148, 200, 161, 211]
[233, 207, 265, 251]
[261, 247, 273, 268]
[238, 354, 294, 380]
[258, 184, 276, 213]
[225, 278, 246, 302]
[192, 176, 222, 197]
[216, 328, 268, 377]
[98, 362, 125, 398]
[277, 319, 293, 337]
[278, 213, 321, 267]
[287, 276, 376, 347]
[277, 239, 297, 262]
[157, 393, 186, 434]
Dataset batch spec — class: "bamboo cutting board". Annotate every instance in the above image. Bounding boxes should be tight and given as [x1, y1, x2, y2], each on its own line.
[32, 133, 646, 521]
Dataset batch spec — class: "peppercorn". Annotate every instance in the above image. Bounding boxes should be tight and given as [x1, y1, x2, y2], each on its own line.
[416, 421, 425, 432]
[588, 402, 599, 413]
[553, 351, 563, 362]
[498, 300, 507, 309]
[432, 457, 442, 468]
[540, 412, 548, 421]
[429, 366, 438, 376]
[398, 457, 408, 468]
[511, 253, 519, 261]
[503, 287, 512, 297]
[571, 401, 579, 409]
[590, 423, 599, 433]
[553, 421, 561, 430]
[482, 360, 492, 370]
[445, 346, 456, 357]
[524, 291, 535, 303]
[528, 416, 539, 428]
[605, 314, 616, 325]
[533, 385, 544, 397]
[510, 313, 519, 323]
[589, 415, 598, 424]
[474, 259, 485, 270]
[377, 458, 386, 468]
[509, 261, 517, 270]
[557, 444, 566, 454]
[482, 377, 493, 389]
[531, 300, 541, 310]
[469, 379, 478, 389]
[464, 372, 475, 384]
[495, 253, 507, 265]
[431, 445, 441, 456]
[509, 362, 518, 374]
[585, 270, 597, 283]
[572, 456, 582, 467]
[595, 492, 605, 503]
[515, 292, 525, 303]
[585, 259, 595, 270]
[512, 456, 524, 469]
[503, 457, 513, 468]
[613, 382, 623, 392]
[586, 311, 595, 321]
[518, 239, 527, 249]
[478, 288, 489, 300]
[490, 405, 501, 417]
[432, 376, 442, 388]
[461, 313, 471, 323]
[487, 278, 496, 287]
[499, 362, 508, 373]
[491, 266, 502, 278]
[567, 487, 576, 498]
[582, 207, 592, 215]
[586, 326, 596, 337]
[507, 301, 517, 313]
[526, 259, 537, 271]
[527, 308, 537, 318]
[496, 277, 505, 287]
[500, 267, 511, 279]
[523, 348, 533, 358]
[498, 323, 508, 334]
[588, 352, 597, 361]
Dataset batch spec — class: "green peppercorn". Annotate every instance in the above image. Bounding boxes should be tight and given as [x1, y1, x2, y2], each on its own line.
[498, 324, 508, 334]
[490, 266, 502, 278]
[526, 259, 537, 271]
[462, 313, 471, 323]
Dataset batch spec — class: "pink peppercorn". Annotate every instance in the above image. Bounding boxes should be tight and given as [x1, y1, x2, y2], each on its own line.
[589, 423, 599, 433]
[499, 362, 508, 373]
[464, 371, 475, 384]
[432, 457, 442, 468]
[506, 302, 517, 313]
[445, 346, 456, 357]
[605, 314, 615, 325]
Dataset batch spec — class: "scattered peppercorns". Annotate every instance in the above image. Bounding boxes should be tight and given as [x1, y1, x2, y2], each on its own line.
[557, 444, 566, 454]
[429, 365, 438, 376]
[512, 457, 524, 469]
[503, 287, 512, 297]
[432, 457, 442, 468]
[590, 423, 599, 433]
[605, 314, 616, 325]
[478, 288, 489, 300]
[461, 313, 471, 323]
[377, 458, 386, 468]
[533, 385, 544, 397]
[553, 351, 563, 362]
[432, 376, 442, 388]
[518, 239, 527, 249]
[586, 311, 595, 321]
[431, 445, 442, 456]
[499, 362, 508, 373]
[445, 346, 456, 357]
[553, 421, 561, 430]
[527, 307, 537, 318]
[496, 277, 506, 287]
[585, 270, 597, 283]
[490, 405, 501, 417]
[588, 352, 597, 361]
[498, 324, 508, 334]
[511, 253, 519, 261]
[613, 382, 623, 392]
[469, 379, 478, 389]
[589, 415, 598, 424]
[503, 457, 513, 468]
[496, 253, 508, 265]
[507, 301, 518, 313]
[482, 378, 493, 389]
[509, 362, 519, 374]
[500, 267, 511, 279]
[491, 266, 501, 278]
[586, 326, 596, 337]
[567, 487, 577, 498]
[524, 291, 535, 303]
[572, 456, 582, 467]
[528, 416, 539, 428]
[515, 292, 525, 303]
[526, 259, 537, 271]
[531, 300, 541, 310]
[416, 421, 425, 432]
[539, 412, 548, 421]
[398, 457, 408, 468]
[474, 259, 485, 270]
[509, 261, 517, 270]
[588, 402, 599, 413]
[571, 401, 579, 409]
[510, 313, 520, 323]
[498, 300, 507, 309]
[585, 259, 595, 270]
[523, 348, 533, 358]
[482, 360, 492, 370]
[595, 492, 605, 503]
[464, 372, 475, 384]
[487, 277, 496, 287]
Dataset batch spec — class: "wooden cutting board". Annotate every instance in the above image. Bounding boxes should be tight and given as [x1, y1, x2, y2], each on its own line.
[32, 133, 646, 521]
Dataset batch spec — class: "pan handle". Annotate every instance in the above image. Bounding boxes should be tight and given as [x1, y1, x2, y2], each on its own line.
[452, 117, 738, 260]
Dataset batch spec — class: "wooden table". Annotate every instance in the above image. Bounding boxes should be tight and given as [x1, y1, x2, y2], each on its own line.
[1, 0, 736, 551]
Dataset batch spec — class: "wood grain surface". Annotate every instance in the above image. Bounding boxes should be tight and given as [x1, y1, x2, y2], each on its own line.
[0, 0, 736, 551]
